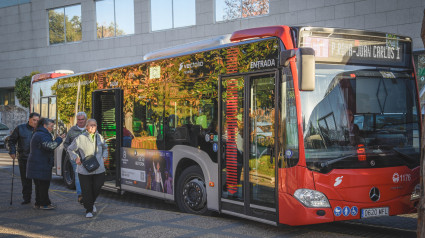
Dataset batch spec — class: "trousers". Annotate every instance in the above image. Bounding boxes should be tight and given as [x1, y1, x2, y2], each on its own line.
[18, 159, 32, 202]
[33, 179, 51, 206]
[79, 173, 105, 213]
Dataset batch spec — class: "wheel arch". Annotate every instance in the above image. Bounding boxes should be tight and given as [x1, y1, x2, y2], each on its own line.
[171, 145, 219, 212]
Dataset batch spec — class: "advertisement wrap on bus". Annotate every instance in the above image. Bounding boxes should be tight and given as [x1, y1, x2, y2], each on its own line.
[30, 26, 420, 226]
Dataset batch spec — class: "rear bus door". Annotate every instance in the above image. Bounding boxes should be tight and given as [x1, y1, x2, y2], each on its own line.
[219, 71, 279, 225]
[92, 89, 123, 191]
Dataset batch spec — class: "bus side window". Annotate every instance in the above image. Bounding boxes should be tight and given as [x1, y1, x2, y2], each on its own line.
[130, 98, 162, 150]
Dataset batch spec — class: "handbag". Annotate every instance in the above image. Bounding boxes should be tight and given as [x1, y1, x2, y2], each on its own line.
[82, 135, 100, 172]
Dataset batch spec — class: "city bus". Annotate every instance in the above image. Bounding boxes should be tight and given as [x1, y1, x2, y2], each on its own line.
[30, 26, 421, 226]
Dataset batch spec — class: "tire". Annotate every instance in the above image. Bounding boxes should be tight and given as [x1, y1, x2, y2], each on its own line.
[62, 153, 76, 189]
[176, 165, 209, 215]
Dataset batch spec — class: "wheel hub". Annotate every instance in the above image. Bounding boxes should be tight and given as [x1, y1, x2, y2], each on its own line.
[183, 178, 206, 210]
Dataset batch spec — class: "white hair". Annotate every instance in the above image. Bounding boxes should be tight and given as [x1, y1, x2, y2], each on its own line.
[86, 118, 97, 127]
[76, 111, 87, 119]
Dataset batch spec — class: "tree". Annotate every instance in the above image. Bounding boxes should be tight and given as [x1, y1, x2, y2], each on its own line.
[97, 22, 125, 38]
[15, 71, 40, 109]
[223, 0, 269, 21]
[49, 10, 82, 44]
[419, 8, 425, 238]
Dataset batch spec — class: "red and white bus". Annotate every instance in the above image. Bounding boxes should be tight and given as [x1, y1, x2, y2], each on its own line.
[31, 26, 420, 226]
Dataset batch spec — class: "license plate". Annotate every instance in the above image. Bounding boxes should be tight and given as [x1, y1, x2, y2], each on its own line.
[361, 207, 389, 218]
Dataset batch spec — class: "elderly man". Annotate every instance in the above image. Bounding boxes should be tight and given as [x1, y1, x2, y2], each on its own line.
[8, 112, 40, 205]
[63, 112, 87, 204]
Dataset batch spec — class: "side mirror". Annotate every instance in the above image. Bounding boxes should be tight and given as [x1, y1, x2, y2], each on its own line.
[296, 48, 315, 91]
[279, 48, 315, 91]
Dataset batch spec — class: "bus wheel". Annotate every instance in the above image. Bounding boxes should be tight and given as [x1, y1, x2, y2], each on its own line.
[176, 165, 208, 215]
[62, 154, 75, 189]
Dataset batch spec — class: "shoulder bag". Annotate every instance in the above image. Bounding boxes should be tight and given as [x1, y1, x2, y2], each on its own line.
[82, 134, 100, 172]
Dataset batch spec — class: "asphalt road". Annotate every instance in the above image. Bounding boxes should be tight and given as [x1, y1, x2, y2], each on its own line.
[0, 152, 418, 238]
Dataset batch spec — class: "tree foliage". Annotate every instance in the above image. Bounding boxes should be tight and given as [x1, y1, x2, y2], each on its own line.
[52, 75, 96, 125]
[49, 10, 81, 44]
[97, 22, 126, 38]
[15, 71, 39, 109]
[224, 0, 269, 21]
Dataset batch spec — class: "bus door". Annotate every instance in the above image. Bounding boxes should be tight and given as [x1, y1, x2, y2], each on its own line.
[92, 89, 123, 191]
[220, 72, 278, 224]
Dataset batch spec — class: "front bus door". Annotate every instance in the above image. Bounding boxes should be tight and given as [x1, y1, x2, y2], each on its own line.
[92, 89, 123, 192]
[220, 72, 278, 225]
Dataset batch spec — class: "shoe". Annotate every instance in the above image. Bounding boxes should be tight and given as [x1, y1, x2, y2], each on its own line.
[21, 200, 31, 205]
[92, 205, 97, 213]
[40, 204, 55, 210]
[85, 212, 93, 218]
[33, 205, 40, 209]
[78, 195, 83, 205]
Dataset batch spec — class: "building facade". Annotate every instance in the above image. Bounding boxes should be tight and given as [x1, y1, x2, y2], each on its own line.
[0, 0, 424, 112]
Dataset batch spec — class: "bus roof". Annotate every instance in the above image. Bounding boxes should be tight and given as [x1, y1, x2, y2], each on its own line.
[143, 35, 232, 60]
[30, 26, 413, 85]
[31, 70, 74, 83]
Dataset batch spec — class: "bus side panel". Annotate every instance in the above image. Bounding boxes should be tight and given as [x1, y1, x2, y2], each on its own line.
[119, 145, 219, 211]
[171, 145, 219, 212]
[54, 144, 65, 175]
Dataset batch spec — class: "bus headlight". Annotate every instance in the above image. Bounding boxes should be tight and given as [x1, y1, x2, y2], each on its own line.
[411, 184, 420, 201]
[294, 189, 330, 208]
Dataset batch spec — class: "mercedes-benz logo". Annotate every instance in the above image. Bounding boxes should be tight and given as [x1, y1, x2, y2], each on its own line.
[369, 187, 380, 202]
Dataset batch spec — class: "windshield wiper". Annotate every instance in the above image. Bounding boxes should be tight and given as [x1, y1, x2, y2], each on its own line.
[320, 154, 356, 168]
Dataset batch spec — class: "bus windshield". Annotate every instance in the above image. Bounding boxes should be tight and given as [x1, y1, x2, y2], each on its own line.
[300, 64, 420, 173]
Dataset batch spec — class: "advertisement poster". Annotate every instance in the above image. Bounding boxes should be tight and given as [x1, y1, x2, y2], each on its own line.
[121, 148, 173, 195]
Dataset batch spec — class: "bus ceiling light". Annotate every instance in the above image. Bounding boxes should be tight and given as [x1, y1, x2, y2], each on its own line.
[294, 189, 330, 208]
[411, 184, 420, 200]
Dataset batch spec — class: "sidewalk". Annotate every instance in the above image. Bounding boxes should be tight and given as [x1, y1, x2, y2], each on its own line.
[0, 152, 418, 238]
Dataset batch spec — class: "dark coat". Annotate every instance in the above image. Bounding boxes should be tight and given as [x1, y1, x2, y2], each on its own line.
[26, 126, 63, 181]
[8, 123, 34, 160]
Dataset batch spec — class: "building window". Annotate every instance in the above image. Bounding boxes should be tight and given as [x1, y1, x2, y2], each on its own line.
[96, 0, 135, 38]
[48, 5, 82, 45]
[151, 0, 196, 31]
[0, 88, 15, 106]
[215, 0, 269, 22]
[0, 0, 30, 9]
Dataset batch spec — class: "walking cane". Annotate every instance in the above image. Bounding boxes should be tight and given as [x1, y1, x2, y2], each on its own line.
[10, 158, 15, 205]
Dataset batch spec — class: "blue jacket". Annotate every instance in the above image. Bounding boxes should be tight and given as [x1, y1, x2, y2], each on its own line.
[8, 123, 34, 160]
[27, 126, 63, 181]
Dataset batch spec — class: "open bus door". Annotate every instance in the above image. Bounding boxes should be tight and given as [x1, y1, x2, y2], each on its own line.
[220, 71, 278, 225]
[92, 89, 123, 192]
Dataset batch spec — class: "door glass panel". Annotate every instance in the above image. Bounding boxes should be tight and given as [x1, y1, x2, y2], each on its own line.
[99, 93, 117, 181]
[221, 76, 244, 200]
[49, 97, 56, 120]
[41, 97, 49, 118]
[249, 74, 275, 208]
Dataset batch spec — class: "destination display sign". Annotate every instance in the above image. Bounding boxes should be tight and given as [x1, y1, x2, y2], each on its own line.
[300, 33, 411, 67]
